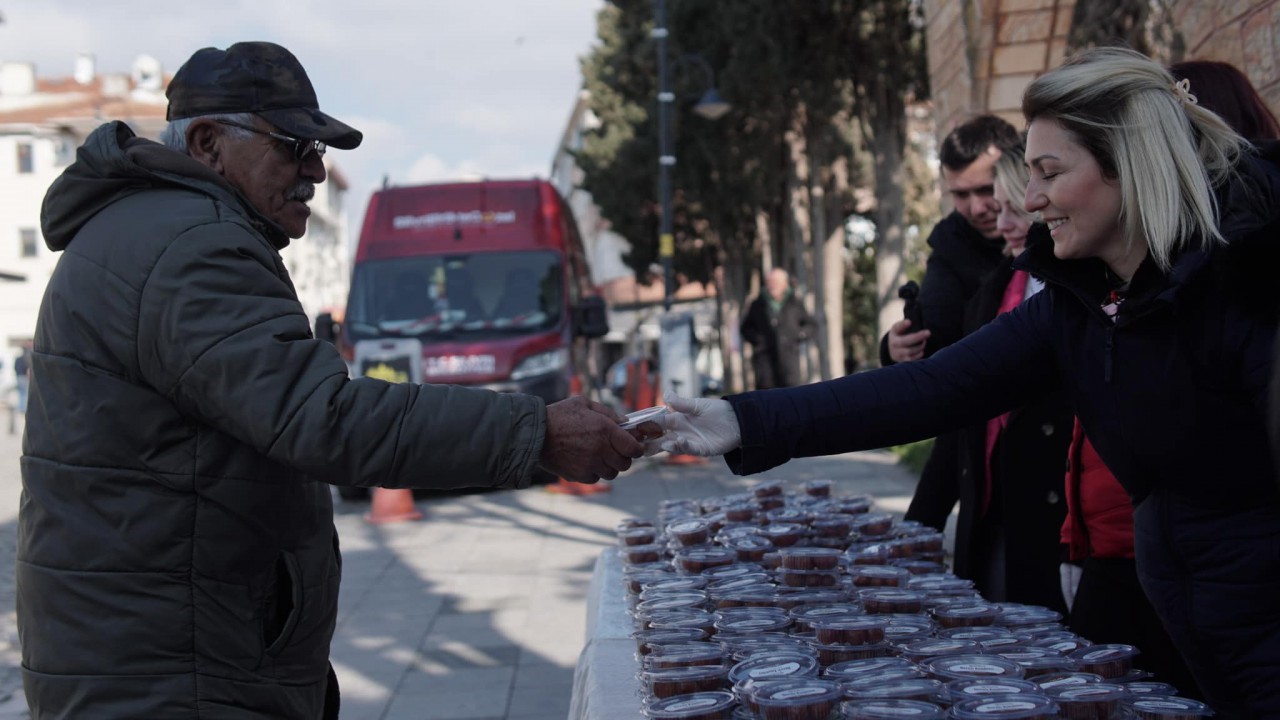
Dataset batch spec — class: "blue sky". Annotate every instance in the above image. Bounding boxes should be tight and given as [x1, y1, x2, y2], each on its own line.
[1, 0, 606, 242]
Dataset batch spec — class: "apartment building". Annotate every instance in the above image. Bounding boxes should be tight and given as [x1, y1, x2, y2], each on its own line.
[0, 53, 351, 383]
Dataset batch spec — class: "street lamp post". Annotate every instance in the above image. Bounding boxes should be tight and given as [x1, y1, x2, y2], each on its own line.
[652, 0, 729, 405]
[653, 0, 730, 312]
[654, 0, 675, 312]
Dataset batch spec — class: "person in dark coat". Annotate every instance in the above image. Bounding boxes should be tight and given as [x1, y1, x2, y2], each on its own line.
[1168, 61, 1280, 494]
[883, 116, 1017, 554]
[906, 141, 1070, 611]
[655, 47, 1280, 715]
[20, 42, 645, 720]
[1053, 58, 1279, 700]
[12, 345, 28, 413]
[879, 114, 1019, 366]
[740, 268, 813, 389]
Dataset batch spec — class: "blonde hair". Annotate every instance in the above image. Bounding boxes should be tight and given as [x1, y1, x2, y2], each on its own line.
[994, 140, 1034, 223]
[1022, 46, 1247, 270]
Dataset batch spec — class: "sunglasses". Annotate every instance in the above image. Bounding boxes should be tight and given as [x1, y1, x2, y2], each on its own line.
[215, 120, 326, 161]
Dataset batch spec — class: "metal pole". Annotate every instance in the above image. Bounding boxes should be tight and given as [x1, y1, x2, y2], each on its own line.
[655, 0, 674, 312]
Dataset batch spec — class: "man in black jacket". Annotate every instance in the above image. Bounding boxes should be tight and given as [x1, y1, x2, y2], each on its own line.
[880, 114, 1018, 366]
[20, 41, 645, 720]
[740, 268, 813, 389]
[879, 116, 1021, 544]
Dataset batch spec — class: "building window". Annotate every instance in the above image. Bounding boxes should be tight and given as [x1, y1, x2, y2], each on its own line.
[17, 143, 34, 174]
[19, 228, 37, 258]
[54, 137, 75, 167]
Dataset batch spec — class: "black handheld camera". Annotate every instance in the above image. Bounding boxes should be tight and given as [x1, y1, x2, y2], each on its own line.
[898, 281, 925, 331]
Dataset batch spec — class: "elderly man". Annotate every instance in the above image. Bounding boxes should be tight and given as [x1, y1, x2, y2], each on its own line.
[20, 42, 643, 719]
[739, 268, 813, 390]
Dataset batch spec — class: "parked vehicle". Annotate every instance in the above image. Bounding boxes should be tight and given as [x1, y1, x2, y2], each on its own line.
[316, 179, 608, 498]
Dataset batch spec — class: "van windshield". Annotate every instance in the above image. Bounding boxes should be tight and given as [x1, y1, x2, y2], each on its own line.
[346, 251, 564, 340]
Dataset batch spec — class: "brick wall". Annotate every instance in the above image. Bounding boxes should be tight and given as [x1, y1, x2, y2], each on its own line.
[923, 0, 1280, 133]
[1172, 0, 1280, 115]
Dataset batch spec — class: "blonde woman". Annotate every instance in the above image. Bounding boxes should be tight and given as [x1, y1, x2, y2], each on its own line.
[904, 140, 1072, 616]
[656, 47, 1279, 712]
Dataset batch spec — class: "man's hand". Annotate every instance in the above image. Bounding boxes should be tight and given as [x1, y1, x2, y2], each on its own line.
[540, 396, 645, 484]
[886, 319, 931, 363]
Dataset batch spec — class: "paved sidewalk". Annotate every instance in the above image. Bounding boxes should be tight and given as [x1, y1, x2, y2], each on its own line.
[0, 416, 922, 719]
[0, 417, 26, 720]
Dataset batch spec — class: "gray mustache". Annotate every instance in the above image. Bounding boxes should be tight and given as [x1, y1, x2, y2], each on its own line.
[286, 183, 315, 202]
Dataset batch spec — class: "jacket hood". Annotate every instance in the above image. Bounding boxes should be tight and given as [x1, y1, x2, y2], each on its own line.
[40, 121, 290, 251]
[1218, 140, 1280, 241]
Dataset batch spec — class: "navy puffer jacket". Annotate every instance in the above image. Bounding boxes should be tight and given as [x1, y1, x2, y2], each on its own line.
[723, 148, 1280, 716]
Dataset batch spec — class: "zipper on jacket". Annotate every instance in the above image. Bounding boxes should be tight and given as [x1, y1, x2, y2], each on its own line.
[1104, 325, 1115, 384]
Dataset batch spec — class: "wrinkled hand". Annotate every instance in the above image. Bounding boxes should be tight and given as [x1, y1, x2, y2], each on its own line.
[540, 397, 645, 484]
[655, 394, 742, 457]
[887, 319, 931, 363]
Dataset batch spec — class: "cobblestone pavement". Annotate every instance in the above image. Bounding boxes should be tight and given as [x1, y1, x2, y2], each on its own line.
[0, 415, 28, 718]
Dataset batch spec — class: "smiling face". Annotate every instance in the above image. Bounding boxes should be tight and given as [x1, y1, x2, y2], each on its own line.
[994, 180, 1032, 256]
[942, 147, 1003, 240]
[216, 117, 327, 239]
[1024, 118, 1140, 276]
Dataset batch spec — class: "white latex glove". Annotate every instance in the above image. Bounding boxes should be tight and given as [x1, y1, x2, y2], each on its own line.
[642, 436, 668, 457]
[1059, 562, 1083, 613]
[657, 394, 742, 456]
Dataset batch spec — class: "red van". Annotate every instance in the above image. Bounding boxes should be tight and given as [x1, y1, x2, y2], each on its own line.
[318, 180, 607, 493]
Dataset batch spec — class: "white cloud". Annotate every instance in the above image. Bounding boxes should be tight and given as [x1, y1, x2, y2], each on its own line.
[449, 105, 519, 135]
[1, 0, 606, 241]
[405, 153, 486, 184]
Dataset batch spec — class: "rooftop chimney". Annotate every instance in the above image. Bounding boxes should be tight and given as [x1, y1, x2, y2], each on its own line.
[74, 54, 96, 85]
[0, 62, 36, 96]
[132, 55, 162, 91]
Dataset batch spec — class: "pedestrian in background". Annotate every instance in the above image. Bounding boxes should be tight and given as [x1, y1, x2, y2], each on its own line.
[739, 267, 813, 389]
[1167, 62, 1280, 497]
[656, 47, 1280, 713]
[13, 344, 28, 413]
[21, 41, 645, 719]
[1170, 59, 1280, 141]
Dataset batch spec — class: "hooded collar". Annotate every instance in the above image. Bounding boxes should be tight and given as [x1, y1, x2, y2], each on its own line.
[40, 121, 292, 252]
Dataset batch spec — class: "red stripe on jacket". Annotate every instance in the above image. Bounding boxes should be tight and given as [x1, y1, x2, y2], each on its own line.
[1061, 417, 1136, 560]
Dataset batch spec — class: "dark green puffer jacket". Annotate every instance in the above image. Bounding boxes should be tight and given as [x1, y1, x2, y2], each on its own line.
[19, 121, 546, 719]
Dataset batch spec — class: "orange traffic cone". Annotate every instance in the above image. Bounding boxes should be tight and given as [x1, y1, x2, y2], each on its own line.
[364, 488, 424, 524]
[664, 452, 708, 466]
[546, 478, 611, 495]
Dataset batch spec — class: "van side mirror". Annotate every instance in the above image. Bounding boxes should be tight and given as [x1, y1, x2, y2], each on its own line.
[573, 296, 609, 339]
[314, 312, 341, 344]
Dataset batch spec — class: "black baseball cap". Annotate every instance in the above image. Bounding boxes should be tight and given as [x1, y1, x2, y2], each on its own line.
[166, 41, 362, 150]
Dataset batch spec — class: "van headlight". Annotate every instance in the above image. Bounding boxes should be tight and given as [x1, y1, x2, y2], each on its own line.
[510, 349, 568, 381]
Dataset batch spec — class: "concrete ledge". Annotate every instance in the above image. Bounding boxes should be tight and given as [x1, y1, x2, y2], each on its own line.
[571, 549, 643, 720]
